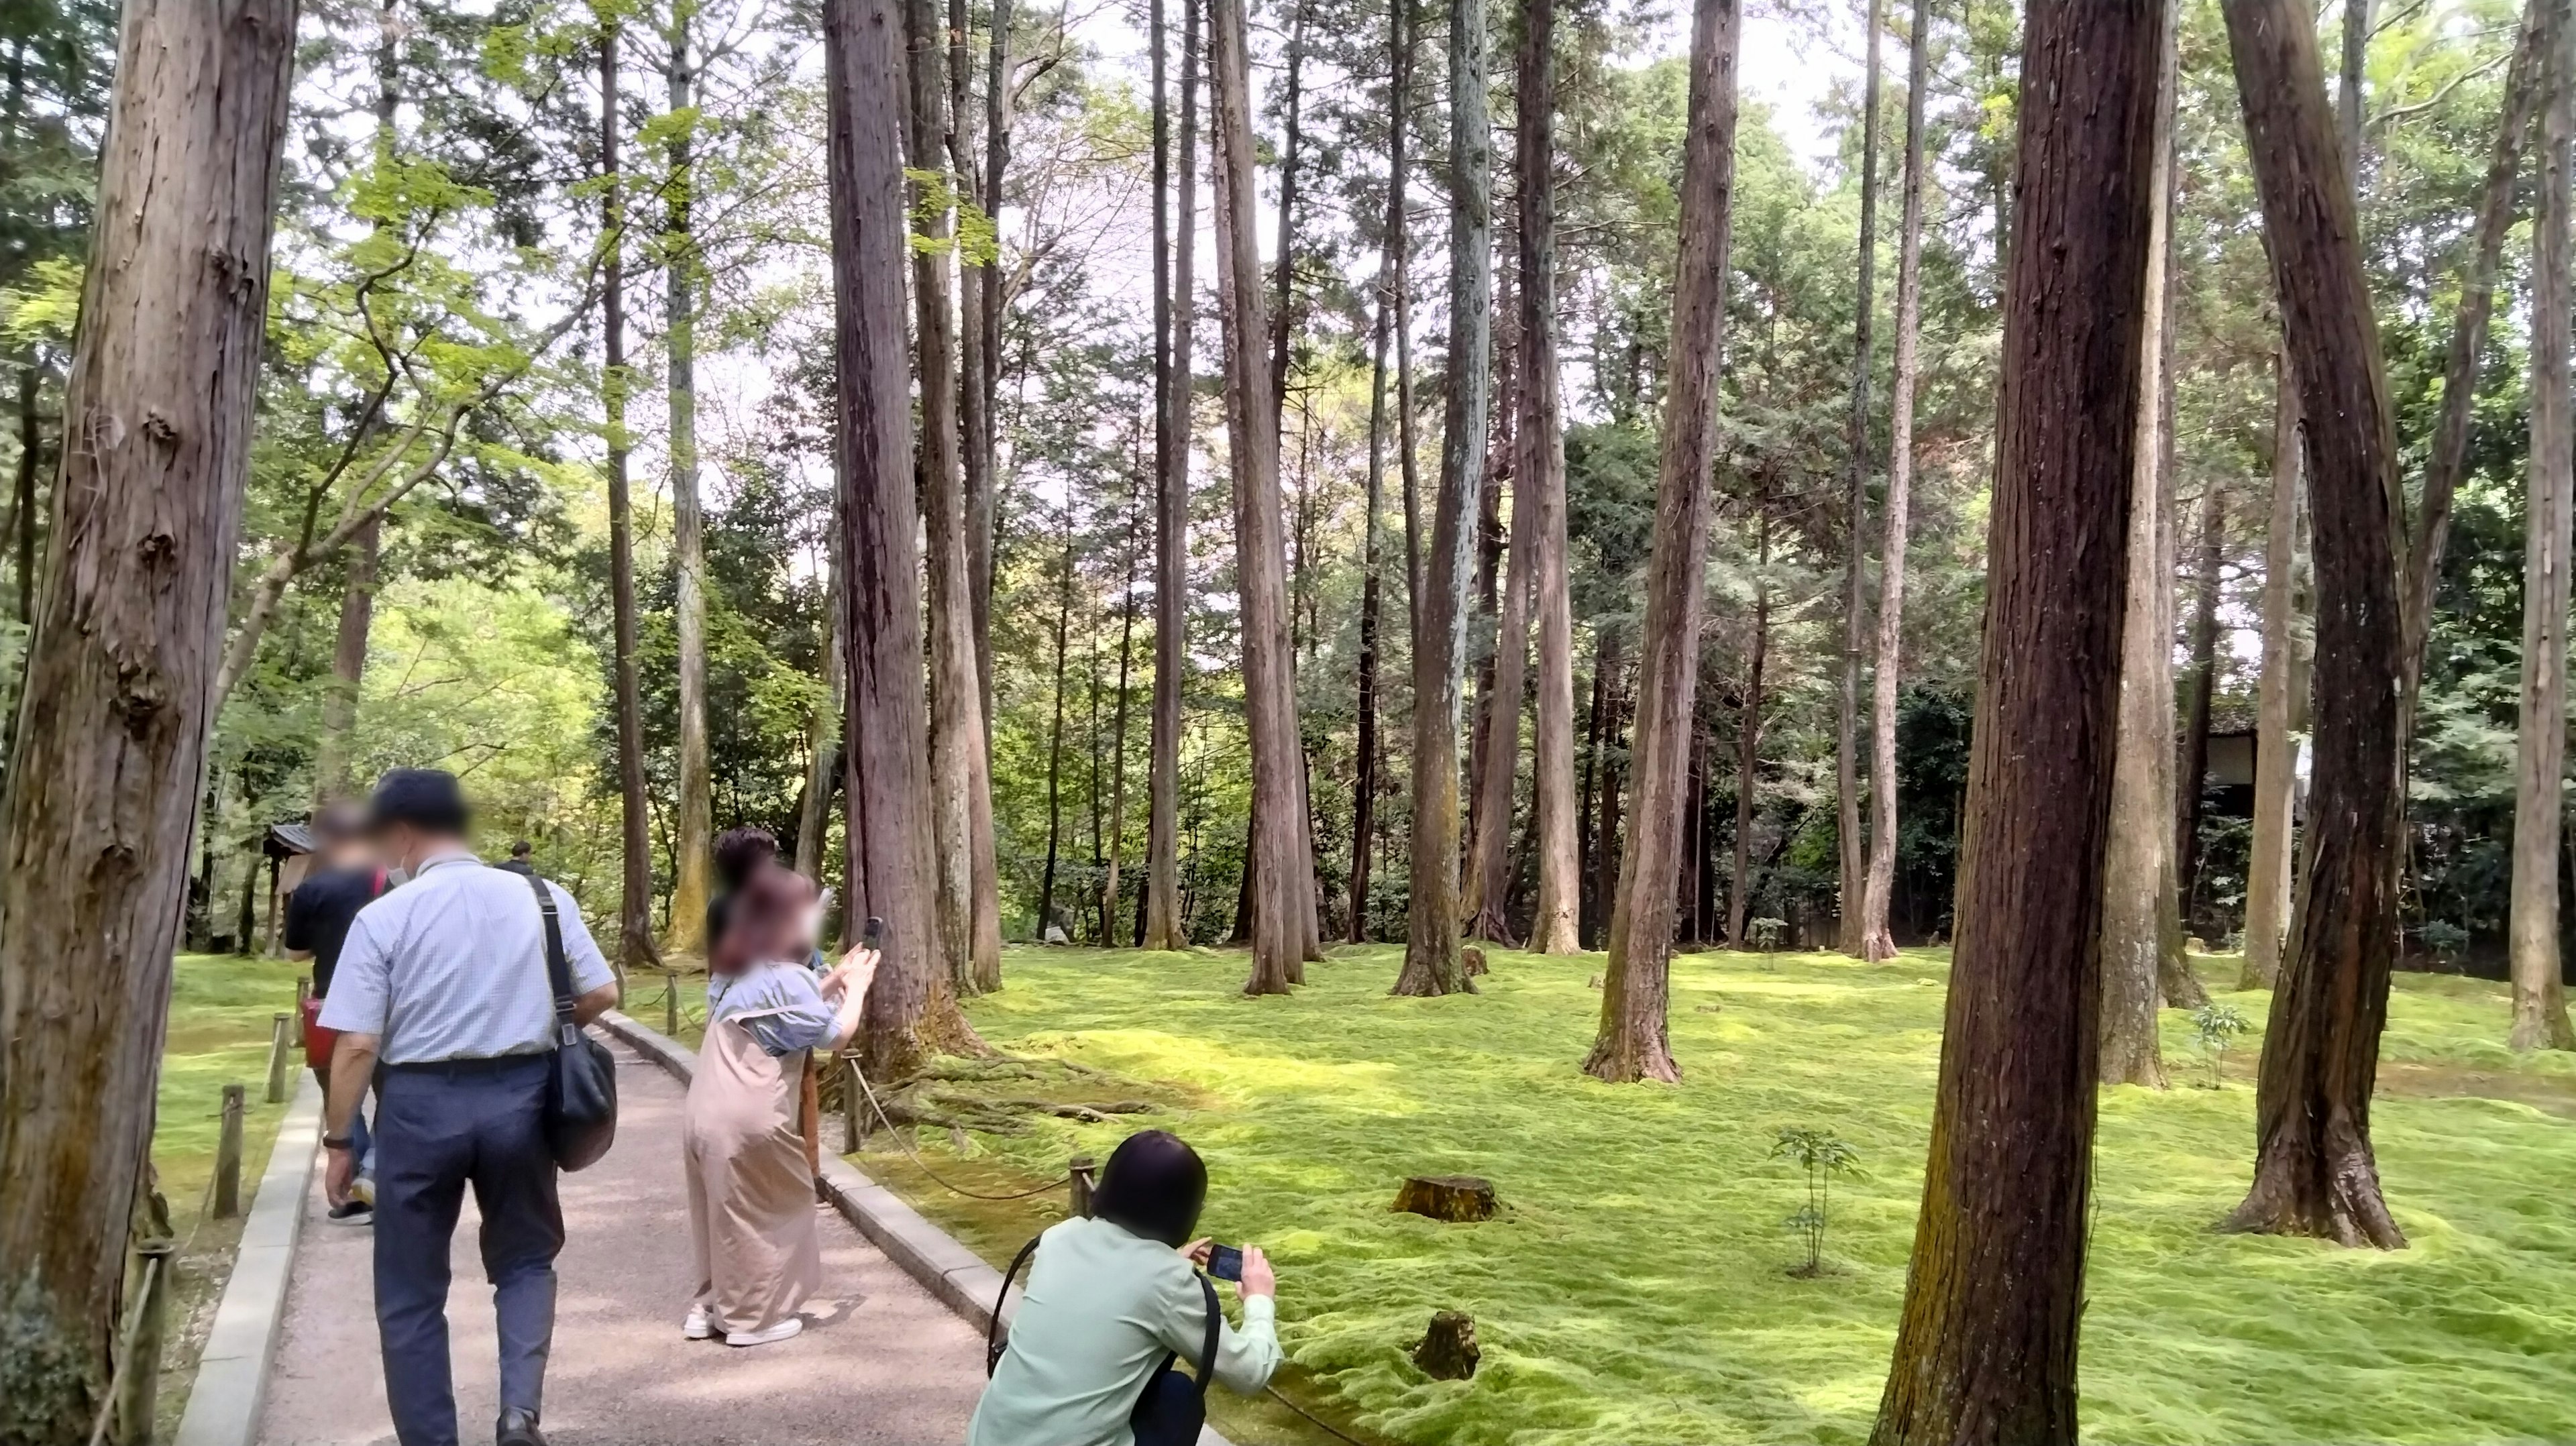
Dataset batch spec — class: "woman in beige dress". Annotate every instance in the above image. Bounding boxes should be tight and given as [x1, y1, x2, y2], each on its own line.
[681, 865, 873, 1346]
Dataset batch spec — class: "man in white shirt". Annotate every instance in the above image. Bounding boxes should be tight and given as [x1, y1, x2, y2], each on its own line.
[317, 770, 620, 1446]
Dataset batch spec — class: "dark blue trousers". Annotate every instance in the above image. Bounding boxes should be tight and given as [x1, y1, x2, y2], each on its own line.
[372, 1056, 563, 1446]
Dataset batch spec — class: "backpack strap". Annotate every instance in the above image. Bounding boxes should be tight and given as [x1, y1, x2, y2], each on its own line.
[986, 1235, 1044, 1377]
[1191, 1273, 1220, 1397]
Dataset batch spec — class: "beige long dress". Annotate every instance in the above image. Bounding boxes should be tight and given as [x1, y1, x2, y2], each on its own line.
[682, 1010, 822, 1333]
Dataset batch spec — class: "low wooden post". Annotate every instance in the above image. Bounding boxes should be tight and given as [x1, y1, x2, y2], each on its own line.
[264, 1012, 292, 1103]
[113, 1240, 175, 1445]
[294, 973, 311, 1011]
[663, 968, 680, 1036]
[213, 1084, 246, 1219]
[1069, 1155, 1098, 1218]
[842, 1058, 866, 1154]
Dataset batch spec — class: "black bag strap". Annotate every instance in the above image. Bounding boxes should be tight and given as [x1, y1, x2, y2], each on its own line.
[1191, 1273, 1220, 1398]
[510, 867, 576, 1027]
[987, 1234, 1044, 1377]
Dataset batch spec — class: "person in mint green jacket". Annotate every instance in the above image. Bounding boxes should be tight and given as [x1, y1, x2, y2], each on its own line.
[969, 1131, 1281, 1446]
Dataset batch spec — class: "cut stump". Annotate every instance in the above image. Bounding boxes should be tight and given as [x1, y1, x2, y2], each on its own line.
[1462, 946, 1489, 977]
[1413, 1310, 1481, 1380]
[1394, 1174, 1498, 1222]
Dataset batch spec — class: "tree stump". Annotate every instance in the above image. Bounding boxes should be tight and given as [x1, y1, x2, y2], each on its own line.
[1413, 1310, 1480, 1380]
[1462, 946, 1489, 977]
[1394, 1175, 1497, 1222]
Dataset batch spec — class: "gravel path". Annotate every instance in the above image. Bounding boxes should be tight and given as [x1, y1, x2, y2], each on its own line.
[258, 1036, 986, 1445]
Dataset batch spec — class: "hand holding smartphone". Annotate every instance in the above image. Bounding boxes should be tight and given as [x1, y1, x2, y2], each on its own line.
[1204, 1243, 1244, 1282]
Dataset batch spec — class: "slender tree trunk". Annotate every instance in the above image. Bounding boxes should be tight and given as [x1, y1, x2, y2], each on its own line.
[665, 13, 714, 958]
[2101, 0, 2182, 1087]
[2341, 0, 2370, 166]
[1467, 292, 1513, 872]
[1869, 7, 2162, 1436]
[951, 0, 992, 717]
[603, 23, 659, 980]
[2218, 0, 2411, 1251]
[11, 359, 32, 624]
[0, 4, 296, 1433]
[1678, 728, 1703, 948]
[1837, 0, 1886, 958]
[1351, 0, 1413, 946]
[1464, 389, 1536, 943]
[796, 547, 845, 880]
[2244, 349, 2302, 988]
[1106, 486, 1139, 945]
[1583, 0, 1740, 1082]
[2174, 483, 2228, 928]
[1591, 630, 1626, 950]
[1210, 0, 1313, 993]
[1038, 520, 1073, 937]
[1860, 0, 1928, 963]
[1396, 0, 1495, 997]
[1143, 0, 1200, 952]
[1521, 0, 1578, 955]
[2511, 0, 2576, 1054]
[824, 0, 983, 1076]
[1268, 0, 1309, 422]
[1579, 630, 1606, 943]
[311, 513, 382, 806]
[972, 0, 1012, 716]
[1728, 512, 1770, 949]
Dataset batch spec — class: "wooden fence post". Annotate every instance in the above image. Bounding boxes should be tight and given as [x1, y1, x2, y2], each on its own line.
[213, 1084, 246, 1219]
[1069, 1155, 1098, 1218]
[842, 1058, 866, 1154]
[111, 1239, 174, 1445]
[264, 1013, 292, 1103]
[664, 968, 680, 1037]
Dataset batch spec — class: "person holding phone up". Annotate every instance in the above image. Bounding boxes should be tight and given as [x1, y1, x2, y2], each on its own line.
[969, 1129, 1281, 1446]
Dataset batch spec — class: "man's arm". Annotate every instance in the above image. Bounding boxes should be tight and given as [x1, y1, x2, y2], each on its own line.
[571, 981, 619, 1025]
[548, 882, 620, 1022]
[322, 1031, 380, 1207]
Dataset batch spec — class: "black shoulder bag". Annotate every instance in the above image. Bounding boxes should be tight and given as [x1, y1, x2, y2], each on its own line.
[988, 1235, 1221, 1446]
[514, 868, 618, 1172]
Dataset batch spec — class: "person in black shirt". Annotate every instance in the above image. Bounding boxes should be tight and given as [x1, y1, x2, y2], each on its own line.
[497, 838, 538, 877]
[284, 802, 390, 1223]
[706, 826, 781, 955]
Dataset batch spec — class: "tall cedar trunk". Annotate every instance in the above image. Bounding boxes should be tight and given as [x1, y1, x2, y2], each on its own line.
[906, 0, 1002, 993]
[2101, 1, 2182, 1087]
[1590, 630, 1626, 948]
[1464, 344, 1538, 944]
[1868, 6, 2161, 1436]
[1523, 0, 1580, 954]
[1467, 281, 1513, 870]
[1578, 632, 1606, 941]
[796, 545, 846, 880]
[1583, 0, 1739, 1082]
[2244, 349, 2302, 987]
[1143, 0, 1200, 951]
[972, 0, 1011, 716]
[824, 0, 983, 1077]
[1038, 522, 1073, 935]
[604, 26, 659, 978]
[1860, 0, 1929, 963]
[1106, 484, 1139, 943]
[1728, 510, 1770, 948]
[1837, 0, 1886, 957]
[11, 359, 33, 624]
[1351, 0, 1414, 946]
[2511, 0, 2576, 1053]
[666, 15, 714, 957]
[2218, 0, 2411, 1250]
[1211, 0, 1313, 992]
[1269, 0, 1308, 422]
[0, 3, 296, 1433]
[1678, 730, 1703, 947]
[2174, 483, 2227, 926]
[949, 0, 988, 712]
[1396, 0, 1495, 997]
[1397, 216, 1426, 645]
[311, 513, 383, 806]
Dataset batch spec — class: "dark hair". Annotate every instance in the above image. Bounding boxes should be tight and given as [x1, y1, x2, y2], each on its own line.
[511, 839, 533, 858]
[1091, 1131, 1208, 1249]
[713, 826, 781, 890]
[366, 769, 470, 836]
[710, 865, 817, 976]
[311, 801, 369, 846]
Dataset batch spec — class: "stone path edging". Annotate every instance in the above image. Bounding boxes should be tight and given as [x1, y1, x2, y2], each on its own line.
[594, 1009, 1236, 1446]
[173, 1070, 325, 1446]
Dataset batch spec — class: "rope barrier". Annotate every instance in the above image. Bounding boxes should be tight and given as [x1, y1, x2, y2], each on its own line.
[845, 1062, 1074, 1203]
[85, 1251, 164, 1446]
[1265, 1384, 1375, 1446]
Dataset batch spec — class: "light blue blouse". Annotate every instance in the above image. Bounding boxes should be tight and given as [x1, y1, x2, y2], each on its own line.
[705, 961, 837, 1056]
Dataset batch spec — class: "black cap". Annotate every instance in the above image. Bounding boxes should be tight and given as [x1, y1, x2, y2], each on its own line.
[367, 769, 471, 836]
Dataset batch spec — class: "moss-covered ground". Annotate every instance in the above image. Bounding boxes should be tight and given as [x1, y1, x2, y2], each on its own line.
[689, 942, 2575, 1446]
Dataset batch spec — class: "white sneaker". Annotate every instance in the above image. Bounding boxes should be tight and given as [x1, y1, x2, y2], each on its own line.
[724, 1316, 803, 1348]
[682, 1304, 713, 1341]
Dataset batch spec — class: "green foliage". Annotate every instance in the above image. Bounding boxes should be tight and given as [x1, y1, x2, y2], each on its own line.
[2190, 1002, 2251, 1090]
[1771, 1125, 1860, 1276]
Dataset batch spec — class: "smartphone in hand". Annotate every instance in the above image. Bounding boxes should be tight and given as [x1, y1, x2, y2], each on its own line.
[1205, 1243, 1244, 1282]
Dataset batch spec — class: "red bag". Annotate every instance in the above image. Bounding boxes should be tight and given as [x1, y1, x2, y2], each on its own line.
[302, 869, 388, 1069]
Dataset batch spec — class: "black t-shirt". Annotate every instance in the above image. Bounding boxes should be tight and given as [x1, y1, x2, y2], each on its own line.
[282, 865, 386, 997]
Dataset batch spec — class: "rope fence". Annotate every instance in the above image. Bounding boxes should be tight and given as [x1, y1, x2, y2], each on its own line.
[845, 1061, 1074, 1203]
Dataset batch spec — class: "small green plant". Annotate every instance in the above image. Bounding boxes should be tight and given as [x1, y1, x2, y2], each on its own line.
[2190, 1003, 2251, 1089]
[1772, 1126, 1858, 1277]
[2415, 920, 2469, 973]
[1750, 917, 1787, 971]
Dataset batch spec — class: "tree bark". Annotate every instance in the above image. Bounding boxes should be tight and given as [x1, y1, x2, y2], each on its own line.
[11, 359, 33, 625]
[1578, 628, 1607, 943]
[665, 13, 714, 959]
[2244, 348, 2302, 989]
[1106, 484, 1139, 944]
[1728, 510, 1770, 950]
[1592, 634, 1627, 950]
[1464, 383, 1536, 943]
[1397, 0, 1495, 997]
[2218, 0, 2412, 1251]
[2512, 0, 2576, 1054]
[1039, 520, 1073, 937]
[1521, 0, 1579, 956]
[1583, 0, 1740, 1082]
[973, 0, 1011, 719]
[796, 545, 845, 881]
[1837, 0, 1886, 958]
[311, 512, 382, 806]
[1143, 0, 1200, 952]
[1211, 0, 1313, 992]
[1351, 0, 1415, 946]
[603, 21, 659, 981]
[1868, 6, 2162, 1437]
[0, 3, 295, 1435]
[1860, 0, 1929, 964]
[2174, 482, 2227, 928]
[1268, 0, 1308, 423]
[824, 0, 983, 1076]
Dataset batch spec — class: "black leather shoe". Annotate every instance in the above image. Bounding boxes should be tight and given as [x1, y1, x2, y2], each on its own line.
[496, 1408, 548, 1446]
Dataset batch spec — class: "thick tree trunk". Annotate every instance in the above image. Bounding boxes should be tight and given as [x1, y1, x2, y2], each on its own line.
[1211, 0, 1313, 992]
[2218, 0, 2411, 1251]
[665, 18, 714, 958]
[1727, 514, 1770, 950]
[796, 547, 845, 881]
[1837, 0, 1886, 958]
[0, 3, 296, 1435]
[2512, 0, 2576, 1054]
[1522, 0, 1580, 956]
[2174, 483, 2227, 929]
[1351, 0, 1414, 947]
[311, 512, 382, 806]
[1869, 7, 2161, 1437]
[2244, 350, 2302, 988]
[2102, 0, 2182, 1088]
[824, 0, 983, 1076]
[1860, 0, 1929, 964]
[1143, 0, 1200, 952]
[1584, 0, 1739, 1082]
[603, 24, 659, 980]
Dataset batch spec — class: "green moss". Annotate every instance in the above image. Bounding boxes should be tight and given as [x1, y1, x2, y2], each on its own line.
[812, 944, 2576, 1445]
